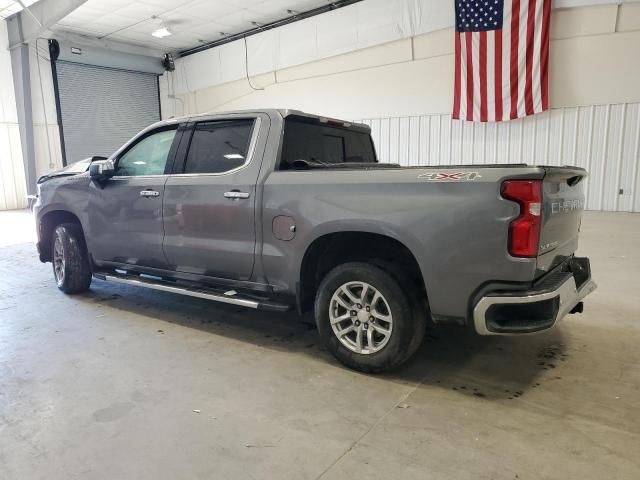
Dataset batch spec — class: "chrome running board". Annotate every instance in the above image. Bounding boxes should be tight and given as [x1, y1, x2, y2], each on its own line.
[93, 272, 290, 312]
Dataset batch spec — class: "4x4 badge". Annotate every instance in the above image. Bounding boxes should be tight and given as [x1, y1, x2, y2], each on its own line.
[418, 172, 482, 181]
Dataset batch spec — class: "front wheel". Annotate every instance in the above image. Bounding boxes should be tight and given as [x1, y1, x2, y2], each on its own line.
[314, 262, 425, 373]
[52, 224, 92, 294]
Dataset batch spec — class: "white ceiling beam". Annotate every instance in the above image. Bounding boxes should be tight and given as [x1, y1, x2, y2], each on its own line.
[7, 0, 88, 48]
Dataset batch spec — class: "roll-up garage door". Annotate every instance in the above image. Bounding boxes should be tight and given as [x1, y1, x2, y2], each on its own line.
[55, 61, 160, 164]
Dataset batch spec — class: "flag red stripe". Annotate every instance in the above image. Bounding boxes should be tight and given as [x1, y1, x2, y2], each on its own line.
[495, 30, 503, 121]
[453, 33, 461, 120]
[540, 0, 551, 111]
[524, 0, 536, 115]
[479, 31, 487, 122]
[510, 0, 520, 120]
[465, 31, 474, 121]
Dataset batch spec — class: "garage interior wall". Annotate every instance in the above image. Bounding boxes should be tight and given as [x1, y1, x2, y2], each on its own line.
[0, 19, 27, 210]
[30, 40, 64, 180]
[159, 0, 640, 212]
[0, 33, 65, 210]
[0, 24, 165, 212]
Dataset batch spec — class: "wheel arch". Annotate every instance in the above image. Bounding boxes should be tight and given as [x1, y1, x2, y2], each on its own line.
[297, 229, 429, 315]
[38, 210, 85, 262]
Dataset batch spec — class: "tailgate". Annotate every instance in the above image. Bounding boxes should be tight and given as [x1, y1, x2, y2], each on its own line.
[537, 167, 587, 274]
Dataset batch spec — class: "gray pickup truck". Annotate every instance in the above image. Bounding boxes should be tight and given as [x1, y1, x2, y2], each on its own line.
[33, 109, 596, 372]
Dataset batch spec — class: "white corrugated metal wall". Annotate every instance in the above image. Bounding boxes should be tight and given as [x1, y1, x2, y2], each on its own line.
[0, 121, 27, 211]
[0, 18, 28, 211]
[359, 102, 640, 212]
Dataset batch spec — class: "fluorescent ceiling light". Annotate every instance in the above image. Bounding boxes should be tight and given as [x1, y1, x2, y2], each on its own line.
[224, 154, 244, 160]
[152, 27, 172, 38]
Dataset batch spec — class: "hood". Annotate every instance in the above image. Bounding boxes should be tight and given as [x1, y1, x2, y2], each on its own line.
[37, 157, 98, 184]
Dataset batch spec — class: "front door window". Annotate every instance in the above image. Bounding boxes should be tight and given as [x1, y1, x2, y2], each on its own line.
[116, 129, 177, 176]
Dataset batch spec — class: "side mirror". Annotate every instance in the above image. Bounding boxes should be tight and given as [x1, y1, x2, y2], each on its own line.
[89, 159, 116, 181]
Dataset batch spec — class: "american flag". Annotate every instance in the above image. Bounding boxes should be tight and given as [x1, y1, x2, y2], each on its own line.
[453, 0, 551, 122]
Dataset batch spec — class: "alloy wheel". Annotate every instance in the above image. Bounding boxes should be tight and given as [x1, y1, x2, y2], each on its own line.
[53, 234, 65, 286]
[329, 281, 393, 354]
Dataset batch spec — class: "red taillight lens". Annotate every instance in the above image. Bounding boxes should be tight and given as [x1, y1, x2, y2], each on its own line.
[501, 180, 542, 257]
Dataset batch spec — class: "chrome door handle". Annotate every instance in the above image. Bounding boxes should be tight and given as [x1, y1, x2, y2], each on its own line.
[224, 191, 250, 199]
[140, 189, 160, 198]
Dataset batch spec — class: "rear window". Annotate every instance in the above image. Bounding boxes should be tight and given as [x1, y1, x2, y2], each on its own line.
[279, 116, 376, 170]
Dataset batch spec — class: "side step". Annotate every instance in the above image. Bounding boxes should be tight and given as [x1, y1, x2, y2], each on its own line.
[93, 272, 291, 312]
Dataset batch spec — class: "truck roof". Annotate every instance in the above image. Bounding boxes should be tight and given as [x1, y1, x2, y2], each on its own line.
[157, 109, 371, 133]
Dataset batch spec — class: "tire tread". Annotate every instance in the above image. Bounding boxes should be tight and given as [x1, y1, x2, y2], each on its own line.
[315, 262, 425, 373]
[53, 223, 92, 294]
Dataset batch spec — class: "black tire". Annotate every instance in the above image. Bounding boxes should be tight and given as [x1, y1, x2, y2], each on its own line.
[371, 260, 428, 358]
[314, 262, 425, 373]
[51, 223, 92, 294]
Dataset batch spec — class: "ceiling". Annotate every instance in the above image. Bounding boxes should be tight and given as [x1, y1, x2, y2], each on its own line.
[0, 0, 38, 19]
[50, 0, 337, 52]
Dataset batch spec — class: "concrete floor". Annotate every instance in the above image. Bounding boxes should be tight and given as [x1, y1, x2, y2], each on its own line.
[0, 210, 638, 480]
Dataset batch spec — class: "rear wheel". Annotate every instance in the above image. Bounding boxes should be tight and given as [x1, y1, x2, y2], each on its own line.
[315, 262, 425, 373]
[51, 224, 92, 294]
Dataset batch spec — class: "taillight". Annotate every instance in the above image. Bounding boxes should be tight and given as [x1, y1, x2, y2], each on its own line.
[501, 180, 542, 257]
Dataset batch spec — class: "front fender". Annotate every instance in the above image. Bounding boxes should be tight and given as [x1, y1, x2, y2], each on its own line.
[34, 176, 91, 259]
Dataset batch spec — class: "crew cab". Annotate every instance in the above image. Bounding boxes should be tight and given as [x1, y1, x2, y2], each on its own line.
[33, 109, 596, 372]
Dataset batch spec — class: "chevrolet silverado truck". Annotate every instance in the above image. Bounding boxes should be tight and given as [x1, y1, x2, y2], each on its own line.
[33, 109, 597, 372]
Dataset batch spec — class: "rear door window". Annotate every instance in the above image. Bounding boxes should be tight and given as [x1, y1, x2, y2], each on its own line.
[183, 119, 255, 174]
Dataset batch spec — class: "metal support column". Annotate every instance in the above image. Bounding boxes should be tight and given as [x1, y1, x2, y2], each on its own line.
[9, 43, 37, 196]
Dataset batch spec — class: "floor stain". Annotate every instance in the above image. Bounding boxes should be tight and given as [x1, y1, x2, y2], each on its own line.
[92, 402, 135, 422]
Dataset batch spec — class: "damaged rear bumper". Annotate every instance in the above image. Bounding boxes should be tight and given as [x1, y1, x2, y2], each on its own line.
[473, 257, 597, 335]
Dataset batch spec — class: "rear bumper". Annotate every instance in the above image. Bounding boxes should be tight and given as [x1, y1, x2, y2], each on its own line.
[473, 257, 597, 335]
